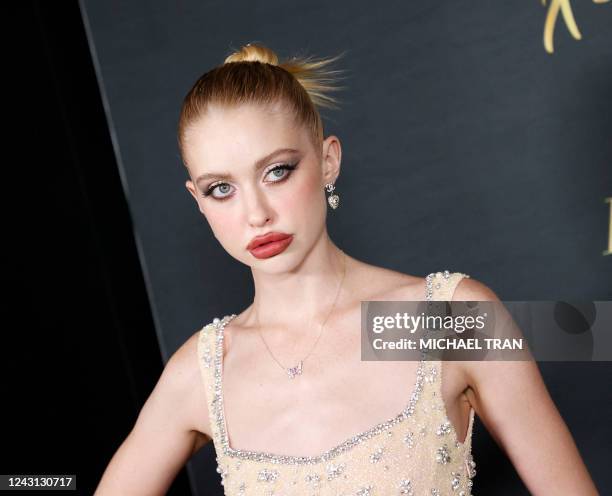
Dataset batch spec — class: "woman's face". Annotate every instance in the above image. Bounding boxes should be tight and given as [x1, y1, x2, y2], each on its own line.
[184, 102, 341, 272]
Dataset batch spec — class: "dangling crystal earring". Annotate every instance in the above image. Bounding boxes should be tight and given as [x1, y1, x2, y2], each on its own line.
[325, 183, 340, 209]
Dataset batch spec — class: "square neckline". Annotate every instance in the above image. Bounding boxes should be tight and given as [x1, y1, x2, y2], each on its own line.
[212, 313, 428, 464]
[207, 271, 475, 465]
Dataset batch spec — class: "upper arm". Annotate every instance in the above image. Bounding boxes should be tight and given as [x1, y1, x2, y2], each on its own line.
[95, 331, 211, 496]
[454, 277, 599, 496]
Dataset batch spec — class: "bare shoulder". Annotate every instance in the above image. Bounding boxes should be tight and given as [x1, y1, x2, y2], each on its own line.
[155, 325, 214, 440]
[93, 328, 212, 495]
[345, 255, 425, 301]
[449, 276, 534, 412]
[177, 324, 213, 443]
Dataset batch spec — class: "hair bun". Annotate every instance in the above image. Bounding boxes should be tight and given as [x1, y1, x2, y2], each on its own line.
[224, 43, 279, 65]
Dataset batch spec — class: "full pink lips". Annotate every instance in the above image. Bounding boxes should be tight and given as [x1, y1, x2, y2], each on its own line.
[247, 233, 293, 259]
[247, 232, 292, 250]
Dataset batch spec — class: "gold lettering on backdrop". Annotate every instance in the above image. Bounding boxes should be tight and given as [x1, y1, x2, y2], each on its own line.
[604, 197, 612, 256]
[542, 0, 610, 54]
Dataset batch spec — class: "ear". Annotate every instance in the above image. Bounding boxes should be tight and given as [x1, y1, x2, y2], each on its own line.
[185, 179, 205, 214]
[321, 135, 342, 185]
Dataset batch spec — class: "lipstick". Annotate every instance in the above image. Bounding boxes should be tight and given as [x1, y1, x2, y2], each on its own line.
[247, 232, 293, 259]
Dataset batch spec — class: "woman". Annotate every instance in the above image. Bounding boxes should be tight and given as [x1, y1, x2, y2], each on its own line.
[95, 43, 599, 495]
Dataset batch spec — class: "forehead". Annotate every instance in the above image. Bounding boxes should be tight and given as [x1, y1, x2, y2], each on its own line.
[184, 102, 310, 171]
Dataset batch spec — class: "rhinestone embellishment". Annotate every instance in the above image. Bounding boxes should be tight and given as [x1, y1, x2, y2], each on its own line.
[466, 452, 477, 478]
[451, 471, 461, 491]
[210, 313, 427, 465]
[326, 462, 346, 480]
[436, 444, 452, 464]
[328, 194, 340, 209]
[215, 464, 229, 486]
[436, 420, 452, 436]
[325, 183, 340, 209]
[257, 468, 279, 482]
[200, 272, 477, 494]
[304, 472, 321, 489]
[369, 447, 384, 463]
[399, 479, 414, 495]
[202, 345, 212, 368]
[403, 431, 414, 448]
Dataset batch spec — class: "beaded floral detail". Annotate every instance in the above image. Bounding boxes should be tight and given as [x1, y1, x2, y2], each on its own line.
[436, 420, 453, 436]
[399, 479, 414, 495]
[369, 447, 384, 463]
[326, 462, 346, 480]
[198, 270, 477, 495]
[256, 468, 278, 482]
[451, 471, 462, 491]
[403, 431, 414, 448]
[435, 444, 452, 464]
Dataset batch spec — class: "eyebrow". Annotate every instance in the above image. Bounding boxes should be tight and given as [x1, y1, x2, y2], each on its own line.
[195, 147, 300, 184]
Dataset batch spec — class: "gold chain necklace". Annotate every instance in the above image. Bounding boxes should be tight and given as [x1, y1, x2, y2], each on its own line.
[255, 250, 347, 379]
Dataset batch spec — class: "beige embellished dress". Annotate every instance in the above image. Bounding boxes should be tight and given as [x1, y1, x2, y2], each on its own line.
[197, 270, 477, 495]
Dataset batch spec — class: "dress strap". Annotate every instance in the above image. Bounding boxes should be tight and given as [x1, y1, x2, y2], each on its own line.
[197, 321, 224, 450]
[425, 271, 476, 455]
[426, 269, 470, 301]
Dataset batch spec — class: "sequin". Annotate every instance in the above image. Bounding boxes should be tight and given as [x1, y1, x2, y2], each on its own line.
[197, 271, 477, 495]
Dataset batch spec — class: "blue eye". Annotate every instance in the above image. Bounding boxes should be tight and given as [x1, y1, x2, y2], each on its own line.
[265, 163, 297, 182]
[203, 162, 298, 201]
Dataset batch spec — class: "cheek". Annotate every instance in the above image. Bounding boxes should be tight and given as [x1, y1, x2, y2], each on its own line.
[291, 171, 322, 205]
[202, 205, 240, 245]
[288, 172, 327, 224]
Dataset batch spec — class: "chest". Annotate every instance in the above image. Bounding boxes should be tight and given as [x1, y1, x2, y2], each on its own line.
[223, 350, 425, 457]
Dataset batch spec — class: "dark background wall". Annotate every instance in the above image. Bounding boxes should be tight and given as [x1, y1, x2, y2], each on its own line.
[3, 2, 194, 495]
[4, 1, 610, 495]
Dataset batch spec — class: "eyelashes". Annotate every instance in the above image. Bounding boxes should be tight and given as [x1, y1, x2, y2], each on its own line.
[202, 162, 299, 200]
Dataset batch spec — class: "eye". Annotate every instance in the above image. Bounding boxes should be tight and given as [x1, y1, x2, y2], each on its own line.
[203, 182, 234, 200]
[264, 163, 298, 183]
[202, 162, 298, 201]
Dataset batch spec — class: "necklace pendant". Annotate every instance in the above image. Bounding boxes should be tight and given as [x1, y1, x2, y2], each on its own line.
[287, 360, 303, 379]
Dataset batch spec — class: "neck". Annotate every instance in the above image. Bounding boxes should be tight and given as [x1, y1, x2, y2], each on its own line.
[248, 234, 347, 333]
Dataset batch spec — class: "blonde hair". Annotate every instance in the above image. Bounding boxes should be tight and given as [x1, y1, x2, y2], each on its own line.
[177, 42, 347, 168]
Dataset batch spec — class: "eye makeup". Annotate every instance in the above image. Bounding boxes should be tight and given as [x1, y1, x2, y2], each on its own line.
[202, 161, 299, 200]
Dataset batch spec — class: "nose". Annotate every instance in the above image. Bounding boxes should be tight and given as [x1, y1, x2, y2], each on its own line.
[244, 186, 273, 227]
